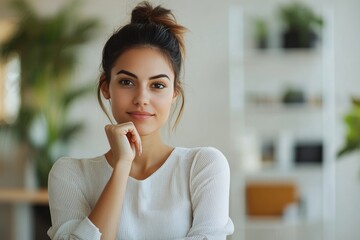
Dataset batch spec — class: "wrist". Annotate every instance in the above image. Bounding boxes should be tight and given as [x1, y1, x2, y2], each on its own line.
[113, 160, 132, 174]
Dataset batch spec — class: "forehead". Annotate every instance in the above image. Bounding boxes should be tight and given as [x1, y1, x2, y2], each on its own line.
[112, 47, 174, 79]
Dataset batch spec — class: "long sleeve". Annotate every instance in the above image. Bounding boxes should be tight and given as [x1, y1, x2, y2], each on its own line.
[47, 157, 102, 240]
[184, 147, 234, 239]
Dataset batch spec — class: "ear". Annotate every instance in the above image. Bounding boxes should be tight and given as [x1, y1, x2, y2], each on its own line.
[172, 89, 178, 103]
[100, 75, 111, 99]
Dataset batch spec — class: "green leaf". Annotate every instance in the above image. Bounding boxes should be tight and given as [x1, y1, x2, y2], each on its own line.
[338, 98, 360, 158]
[0, 0, 100, 184]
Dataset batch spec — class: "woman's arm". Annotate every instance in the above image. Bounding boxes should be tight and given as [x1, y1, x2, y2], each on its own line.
[48, 158, 132, 240]
[48, 158, 101, 240]
[88, 123, 141, 240]
[88, 161, 131, 240]
[184, 147, 234, 239]
[48, 122, 141, 240]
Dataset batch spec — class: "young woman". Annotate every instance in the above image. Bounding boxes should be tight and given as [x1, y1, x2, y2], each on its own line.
[47, 2, 234, 239]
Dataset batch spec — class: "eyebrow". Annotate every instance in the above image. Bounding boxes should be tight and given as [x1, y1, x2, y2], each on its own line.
[116, 70, 170, 81]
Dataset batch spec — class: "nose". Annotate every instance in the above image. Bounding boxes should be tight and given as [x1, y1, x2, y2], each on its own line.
[132, 86, 150, 106]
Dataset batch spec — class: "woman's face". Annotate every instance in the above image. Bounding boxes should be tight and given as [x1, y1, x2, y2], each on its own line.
[102, 47, 177, 136]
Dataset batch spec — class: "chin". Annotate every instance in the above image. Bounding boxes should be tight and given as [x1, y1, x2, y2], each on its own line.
[133, 124, 159, 137]
[138, 129, 159, 137]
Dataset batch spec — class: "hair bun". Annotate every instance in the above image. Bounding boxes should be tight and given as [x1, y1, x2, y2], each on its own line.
[131, 2, 152, 24]
[131, 1, 168, 24]
[131, 1, 187, 58]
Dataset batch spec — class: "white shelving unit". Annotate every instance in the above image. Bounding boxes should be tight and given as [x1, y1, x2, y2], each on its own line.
[229, 1, 335, 240]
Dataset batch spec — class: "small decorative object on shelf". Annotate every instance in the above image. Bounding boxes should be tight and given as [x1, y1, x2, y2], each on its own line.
[261, 141, 275, 167]
[253, 17, 268, 49]
[295, 142, 323, 164]
[278, 2, 323, 48]
[281, 87, 305, 104]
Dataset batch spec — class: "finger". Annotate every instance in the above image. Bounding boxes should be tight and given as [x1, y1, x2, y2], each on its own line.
[128, 127, 142, 156]
[104, 124, 111, 133]
[124, 122, 142, 155]
[138, 139, 142, 156]
[104, 124, 113, 139]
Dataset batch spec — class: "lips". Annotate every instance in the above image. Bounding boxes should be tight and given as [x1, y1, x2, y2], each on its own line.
[127, 111, 155, 120]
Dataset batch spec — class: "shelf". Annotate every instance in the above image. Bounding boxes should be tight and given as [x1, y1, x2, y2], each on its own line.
[0, 188, 48, 205]
[244, 102, 323, 114]
[245, 217, 323, 226]
[244, 214, 324, 240]
[243, 164, 323, 178]
[236, 102, 324, 137]
[244, 48, 323, 59]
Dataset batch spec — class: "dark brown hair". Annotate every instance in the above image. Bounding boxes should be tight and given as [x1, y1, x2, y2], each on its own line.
[97, 1, 186, 129]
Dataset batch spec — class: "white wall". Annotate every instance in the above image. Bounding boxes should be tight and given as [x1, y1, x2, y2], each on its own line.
[336, 152, 360, 240]
[334, 0, 360, 239]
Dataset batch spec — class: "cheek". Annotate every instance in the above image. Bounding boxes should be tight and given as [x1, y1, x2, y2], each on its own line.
[110, 90, 129, 109]
[155, 93, 174, 114]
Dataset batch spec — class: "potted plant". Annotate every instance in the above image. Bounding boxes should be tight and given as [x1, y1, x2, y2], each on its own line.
[0, 0, 99, 188]
[278, 2, 323, 48]
[338, 98, 360, 158]
[253, 18, 268, 49]
[281, 87, 305, 104]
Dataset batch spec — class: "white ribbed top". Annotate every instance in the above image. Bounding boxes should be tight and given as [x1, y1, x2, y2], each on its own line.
[47, 147, 234, 240]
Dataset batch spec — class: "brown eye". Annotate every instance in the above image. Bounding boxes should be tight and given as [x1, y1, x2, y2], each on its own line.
[152, 82, 166, 89]
[119, 79, 134, 86]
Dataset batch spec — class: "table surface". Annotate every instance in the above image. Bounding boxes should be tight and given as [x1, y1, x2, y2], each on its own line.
[0, 188, 48, 204]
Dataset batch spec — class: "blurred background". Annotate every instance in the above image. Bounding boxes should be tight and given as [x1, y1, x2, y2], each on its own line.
[0, 0, 359, 240]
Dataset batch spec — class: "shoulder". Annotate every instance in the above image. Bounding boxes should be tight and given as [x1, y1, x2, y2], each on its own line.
[195, 146, 227, 160]
[184, 147, 230, 193]
[49, 155, 105, 179]
[192, 147, 228, 167]
[176, 146, 226, 160]
[177, 147, 230, 177]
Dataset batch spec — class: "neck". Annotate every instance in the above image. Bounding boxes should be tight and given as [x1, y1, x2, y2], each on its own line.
[133, 131, 171, 167]
[131, 131, 174, 180]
